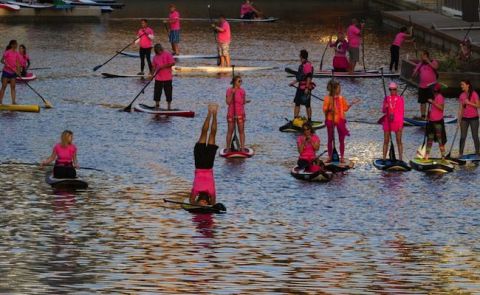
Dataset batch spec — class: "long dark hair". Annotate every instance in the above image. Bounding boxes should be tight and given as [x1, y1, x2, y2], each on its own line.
[461, 79, 474, 101]
[6, 40, 17, 51]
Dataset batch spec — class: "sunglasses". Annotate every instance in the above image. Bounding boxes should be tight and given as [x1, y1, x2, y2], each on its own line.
[389, 88, 397, 90]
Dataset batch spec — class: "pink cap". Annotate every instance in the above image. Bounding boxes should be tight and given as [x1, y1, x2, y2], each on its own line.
[388, 82, 398, 89]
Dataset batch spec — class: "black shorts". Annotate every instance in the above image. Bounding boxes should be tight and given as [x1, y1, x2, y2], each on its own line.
[294, 88, 311, 108]
[418, 87, 434, 104]
[426, 119, 447, 144]
[53, 165, 76, 179]
[154, 80, 173, 102]
[194, 142, 218, 169]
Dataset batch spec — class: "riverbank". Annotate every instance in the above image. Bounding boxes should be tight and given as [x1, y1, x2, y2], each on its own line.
[0, 6, 102, 23]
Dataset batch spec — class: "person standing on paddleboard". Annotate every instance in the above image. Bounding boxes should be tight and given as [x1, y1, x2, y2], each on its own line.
[329, 32, 349, 72]
[346, 18, 364, 74]
[136, 19, 154, 75]
[289, 49, 314, 122]
[212, 16, 231, 67]
[151, 43, 175, 110]
[458, 80, 480, 157]
[191, 103, 219, 206]
[164, 4, 180, 56]
[389, 26, 413, 73]
[41, 130, 79, 179]
[323, 80, 360, 163]
[412, 50, 439, 120]
[226, 75, 247, 152]
[240, 0, 260, 19]
[18, 44, 30, 77]
[424, 83, 447, 160]
[381, 82, 405, 162]
[0, 40, 21, 105]
[297, 122, 321, 171]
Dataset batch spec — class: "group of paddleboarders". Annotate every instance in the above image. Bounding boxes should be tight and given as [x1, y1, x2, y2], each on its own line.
[0, 40, 31, 105]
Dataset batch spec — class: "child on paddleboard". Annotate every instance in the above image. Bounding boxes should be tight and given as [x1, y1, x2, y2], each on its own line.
[458, 80, 480, 157]
[41, 130, 78, 179]
[323, 80, 360, 163]
[289, 49, 314, 122]
[329, 32, 349, 72]
[18, 44, 30, 77]
[191, 104, 219, 206]
[424, 83, 446, 160]
[226, 75, 247, 152]
[297, 122, 323, 171]
[0, 40, 21, 105]
[381, 82, 405, 162]
[151, 43, 175, 110]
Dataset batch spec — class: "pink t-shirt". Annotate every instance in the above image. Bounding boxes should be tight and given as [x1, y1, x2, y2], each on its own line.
[347, 24, 361, 48]
[54, 143, 77, 165]
[137, 27, 154, 49]
[298, 61, 313, 90]
[429, 93, 444, 121]
[382, 95, 404, 132]
[392, 32, 407, 47]
[240, 3, 253, 17]
[297, 134, 320, 161]
[153, 51, 175, 81]
[226, 87, 246, 117]
[2, 49, 20, 74]
[414, 60, 439, 88]
[459, 91, 480, 119]
[19, 53, 29, 68]
[192, 168, 216, 197]
[169, 10, 180, 30]
[217, 20, 231, 44]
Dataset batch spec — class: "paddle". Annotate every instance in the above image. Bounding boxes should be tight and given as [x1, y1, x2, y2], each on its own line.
[230, 65, 241, 151]
[361, 18, 367, 72]
[93, 32, 146, 72]
[122, 69, 160, 112]
[408, 15, 418, 59]
[290, 85, 323, 101]
[380, 67, 396, 161]
[28, 67, 51, 71]
[20, 78, 53, 108]
[1, 162, 104, 172]
[207, 4, 220, 66]
[319, 34, 332, 71]
[330, 70, 340, 163]
[416, 103, 431, 159]
[463, 23, 474, 42]
[163, 198, 226, 212]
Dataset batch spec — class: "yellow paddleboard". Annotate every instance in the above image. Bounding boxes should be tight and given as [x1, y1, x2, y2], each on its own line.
[0, 104, 40, 113]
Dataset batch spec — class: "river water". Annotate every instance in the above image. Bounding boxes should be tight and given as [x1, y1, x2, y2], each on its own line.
[0, 1, 479, 294]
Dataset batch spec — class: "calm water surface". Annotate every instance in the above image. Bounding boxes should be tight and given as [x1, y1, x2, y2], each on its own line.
[0, 2, 479, 294]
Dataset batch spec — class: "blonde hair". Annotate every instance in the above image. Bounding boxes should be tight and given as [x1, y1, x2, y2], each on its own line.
[60, 130, 73, 146]
[327, 79, 338, 97]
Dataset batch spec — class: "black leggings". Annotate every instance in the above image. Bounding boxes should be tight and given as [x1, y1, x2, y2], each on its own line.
[389, 45, 400, 72]
[459, 117, 480, 155]
[139, 47, 152, 73]
[53, 166, 76, 179]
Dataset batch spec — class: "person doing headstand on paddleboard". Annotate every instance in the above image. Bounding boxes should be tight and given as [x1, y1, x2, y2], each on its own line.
[191, 104, 219, 206]
[424, 83, 446, 160]
[323, 80, 360, 163]
[225, 75, 247, 152]
[136, 19, 154, 75]
[289, 49, 314, 122]
[151, 43, 175, 110]
[381, 82, 404, 162]
[329, 32, 349, 72]
[41, 130, 79, 179]
[412, 50, 439, 120]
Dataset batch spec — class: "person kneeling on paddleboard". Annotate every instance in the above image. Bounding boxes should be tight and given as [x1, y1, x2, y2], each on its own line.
[41, 130, 78, 179]
[381, 82, 404, 162]
[329, 32, 349, 72]
[297, 122, 324, 172]
[151, 43, 175, 110]
[425, 83, 447, 160]
[290, 49, 314, 122]
[191, 104, 219, 206]
[18, 44, 30, 77]
[226, 75, 247, 152]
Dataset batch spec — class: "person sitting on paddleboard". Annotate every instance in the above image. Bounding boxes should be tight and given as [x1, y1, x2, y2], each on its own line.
[381, 82, 404, 162]
[191, 103, 219, 206]
[136, 19, 154, 75]
[458, 80, 480, 157]
[346, 18, 364, 74]
[226, 75, 247, 152]
[41, 130, 78, 179]
[289, 49, 314, 122]
[425, 83, 447, 160]
[164, 4, 181, 56]
[412, 50, 439, 120]
[0, 40, 21, 105]
[329, 32, 349, 72]
[297, 122, 323, 171]
[389, 26, 413, 73]
[323, 80, 360, 163]
[151, 43, 175, 110]
[18, 44, 30, 77]
[240, 0, 261, 19]
[212, 16, 231, 67]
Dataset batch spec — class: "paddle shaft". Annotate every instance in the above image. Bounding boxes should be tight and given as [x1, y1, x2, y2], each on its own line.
[463, 23, 474, 42]
[28, 67, 51, 70]
[93, 32, 146, 72]
[319, 35, 331, 71]
[330, 70, 340, 161]
[163, 198, 215, 209]
[361, 19, 366, 72]
[22, 79, 52, 108]
[290, 85, 323, 101]
[230, 65, 241, 150]
[380, 67, 396, 160]
[1, 162, 104, 172]
[123, 69, 160, 112]
[446, 122, 459, 157]
[408, 15, 418, 59]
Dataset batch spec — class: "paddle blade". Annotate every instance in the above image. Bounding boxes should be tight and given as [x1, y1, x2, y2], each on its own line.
[212, 203, 226, 213]
[388, 142, 396, 161]
[416, 143, 427, 159]
[93, 65, 102, 72]
[44, 99, 53, 109]
[332, 148, 340, 162]
[122, 105, 132, 112]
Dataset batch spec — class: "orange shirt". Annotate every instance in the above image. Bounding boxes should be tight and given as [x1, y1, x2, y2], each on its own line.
[323, 95, 350, 123]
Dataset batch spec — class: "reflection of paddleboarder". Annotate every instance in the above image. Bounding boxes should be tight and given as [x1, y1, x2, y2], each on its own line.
[191, 104, 219, 206]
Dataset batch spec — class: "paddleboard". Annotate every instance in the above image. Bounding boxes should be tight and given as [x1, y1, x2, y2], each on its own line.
[45, 173, 88, 190]
[409, 158, 454, 173]
[459, 153, 480, 163]
[7, 1, 53, 8]
[101, 5, 113, 12]
[0, 3, 20, 11]
[285, 67, 399, 78]
[404, 116, 457, 127]
[219, 148, 254, 158]
[118, 51, 219, 60]
[134, 103, 195, 117]
[373, 159, 411, 171]
[101, 72, 146, 78]
[0, 104, 40, 112]
[64, 0, 124, 8]
[279, 120, 325, 132]
[174, 66, 276, 73]
[227, 17, 279, 22]
[290, 166, 332, 182]
[16, 73, 37, 82]
[181, 202, 227, 214]
[321, 158, 355, 172]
